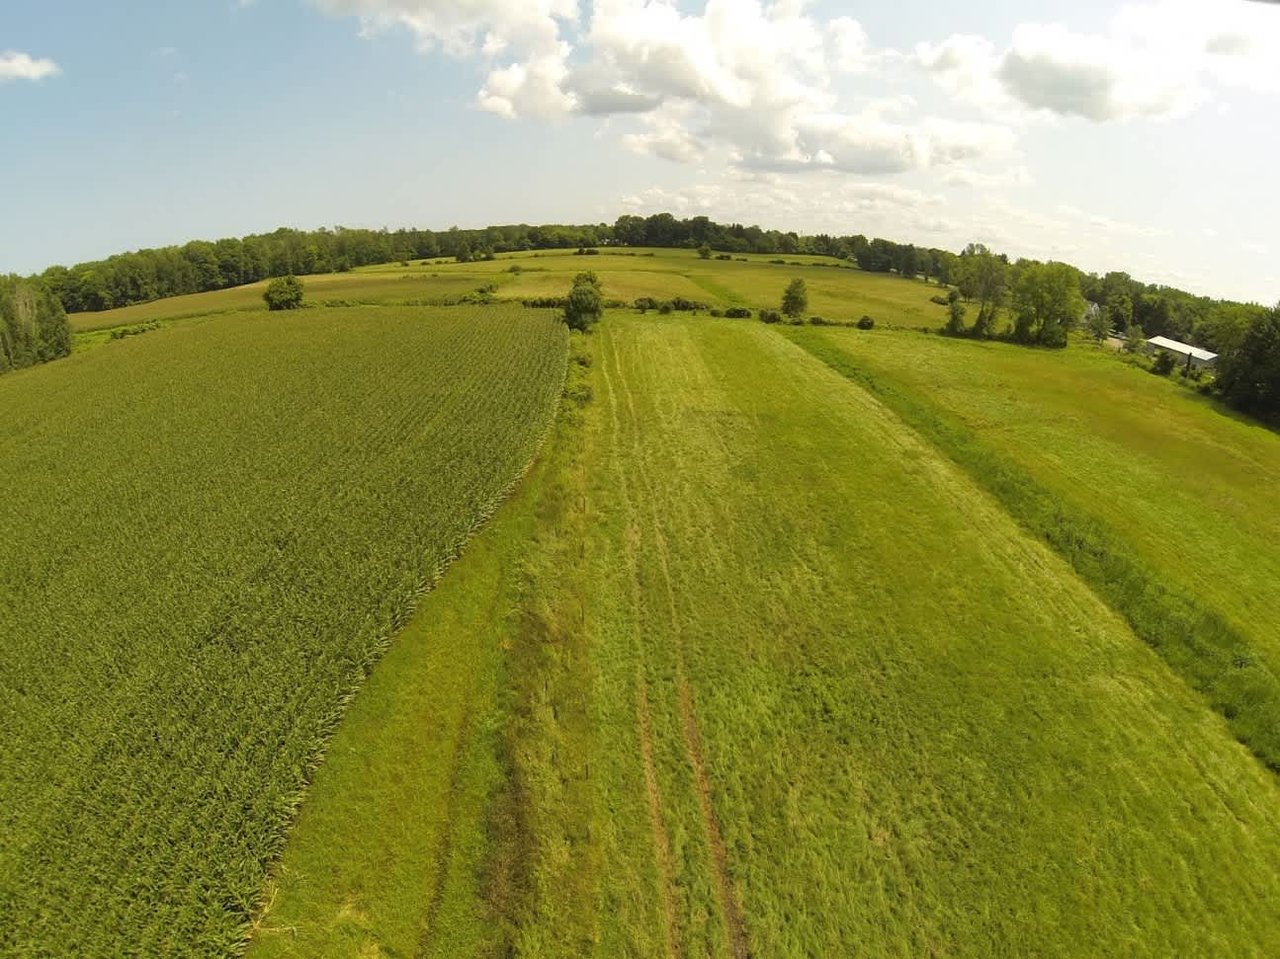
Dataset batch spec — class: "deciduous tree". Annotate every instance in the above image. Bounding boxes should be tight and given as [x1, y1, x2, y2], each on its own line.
[1217, 304, 1280, 417]
[263, 275, 304, 311]
[781, 278, 808, 322]
[564, 271, 603, 332]
[1011, 261, 1085, 347]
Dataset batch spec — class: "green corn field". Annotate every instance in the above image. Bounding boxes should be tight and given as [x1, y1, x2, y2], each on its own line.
[0, 305, 567, 955]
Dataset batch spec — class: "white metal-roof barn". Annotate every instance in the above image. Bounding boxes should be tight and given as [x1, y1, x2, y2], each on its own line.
[1146, 336, 1219, 370]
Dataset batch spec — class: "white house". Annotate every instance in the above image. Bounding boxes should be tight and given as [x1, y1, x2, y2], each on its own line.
[1146, 335, 1219, 371]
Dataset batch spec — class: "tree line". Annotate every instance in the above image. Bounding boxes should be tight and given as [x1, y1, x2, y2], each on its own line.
[37, 223, 613, 315]
[15, 212, 1279, 417]
[1, 276, 71, 375]
[38, 213, 1265, 354]
[937, 244, 1279, 415]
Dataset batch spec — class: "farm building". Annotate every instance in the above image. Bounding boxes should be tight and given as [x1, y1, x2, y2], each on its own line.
[1146, 335, 1218, 370]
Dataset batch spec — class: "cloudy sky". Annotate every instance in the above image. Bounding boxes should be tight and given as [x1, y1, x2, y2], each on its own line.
[3, 0, 1278, 302]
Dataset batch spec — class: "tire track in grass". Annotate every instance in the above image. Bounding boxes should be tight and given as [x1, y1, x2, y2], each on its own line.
[647, 494, 751, 959]
[414, 702, 474, 959]
[600, 323, 683, 959]
[636, 674, 683, 959]
[607, 320, 751, 959]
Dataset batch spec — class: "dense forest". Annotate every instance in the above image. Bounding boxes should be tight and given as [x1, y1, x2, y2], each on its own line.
[13, 213, 1279, 416]
[0, 276, 71, 375]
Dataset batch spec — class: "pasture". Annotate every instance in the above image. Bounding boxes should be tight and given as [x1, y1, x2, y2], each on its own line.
[789, 326, 1280, 771]
[69, 248, 946, 335]
[0, 305, 566, 954]
[253, 314, 1280, 957]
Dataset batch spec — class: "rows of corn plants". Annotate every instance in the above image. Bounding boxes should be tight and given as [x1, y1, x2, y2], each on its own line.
[0, 305, 567, 957]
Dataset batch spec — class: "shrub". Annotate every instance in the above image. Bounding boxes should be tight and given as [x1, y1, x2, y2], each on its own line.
[809, 316, 829, 326]
[669, 296, 709, 312]
[564, 272, 603, 332]
[264, 275, 304, 311]
[760, 309, 782, 324]
[709, 309, 724, 317]
[930, 294, 950, 306]
[724, 307, 752, 319]
[658, 303, 674, 315]
[857, 315, 876, 330]
[575, 247, 601, 256]
[634, 297, 660, 313]
[770, 259, 787, 265]
[716, 254, 732, 261]
[109, 320, 161, 340]
[1152, 350, 1177, 375]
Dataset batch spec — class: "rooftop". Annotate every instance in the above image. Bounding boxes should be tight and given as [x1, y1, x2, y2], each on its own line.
[1147, 336, 1219, 362]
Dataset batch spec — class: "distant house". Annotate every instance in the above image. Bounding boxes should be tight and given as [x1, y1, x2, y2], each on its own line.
[1146, 335, 1218, 370]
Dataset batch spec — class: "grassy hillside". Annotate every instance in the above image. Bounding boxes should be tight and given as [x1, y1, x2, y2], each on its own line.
[69, 249, 945, 333]
[0, 306, 567, 955]
[794, 330, 1280, 649]
[788, 327, 1280, 769]
[252, 315, 1280, 957]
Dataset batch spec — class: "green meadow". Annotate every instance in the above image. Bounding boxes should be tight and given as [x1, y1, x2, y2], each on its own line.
[254, 313, 1280, 957]
[6, 253, 1280, 957]
[69, 248, 944, 335]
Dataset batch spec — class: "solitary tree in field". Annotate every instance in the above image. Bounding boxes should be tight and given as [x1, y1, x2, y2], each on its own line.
[263, 275, 304, 311]
[781, 278, 808, 323]
[564, 271, 603, 332]
[698, 244, 713, 260]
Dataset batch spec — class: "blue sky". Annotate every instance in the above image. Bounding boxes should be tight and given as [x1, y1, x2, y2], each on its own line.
[3, 0, 1278, 303]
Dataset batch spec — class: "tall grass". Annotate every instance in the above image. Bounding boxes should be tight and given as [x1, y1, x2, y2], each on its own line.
[786, 326, 1280, 772]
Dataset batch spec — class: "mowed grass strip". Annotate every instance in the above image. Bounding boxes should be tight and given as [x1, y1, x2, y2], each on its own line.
[495, 314, 1280, 956]
[0, 306, 566, 956]
[787, 326, 1280, 770]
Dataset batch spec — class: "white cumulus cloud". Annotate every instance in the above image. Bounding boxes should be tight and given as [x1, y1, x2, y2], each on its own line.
[313, 0, 1017, 179]
[0, 50, 61, 83]
[918, 0, 1280, 122]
